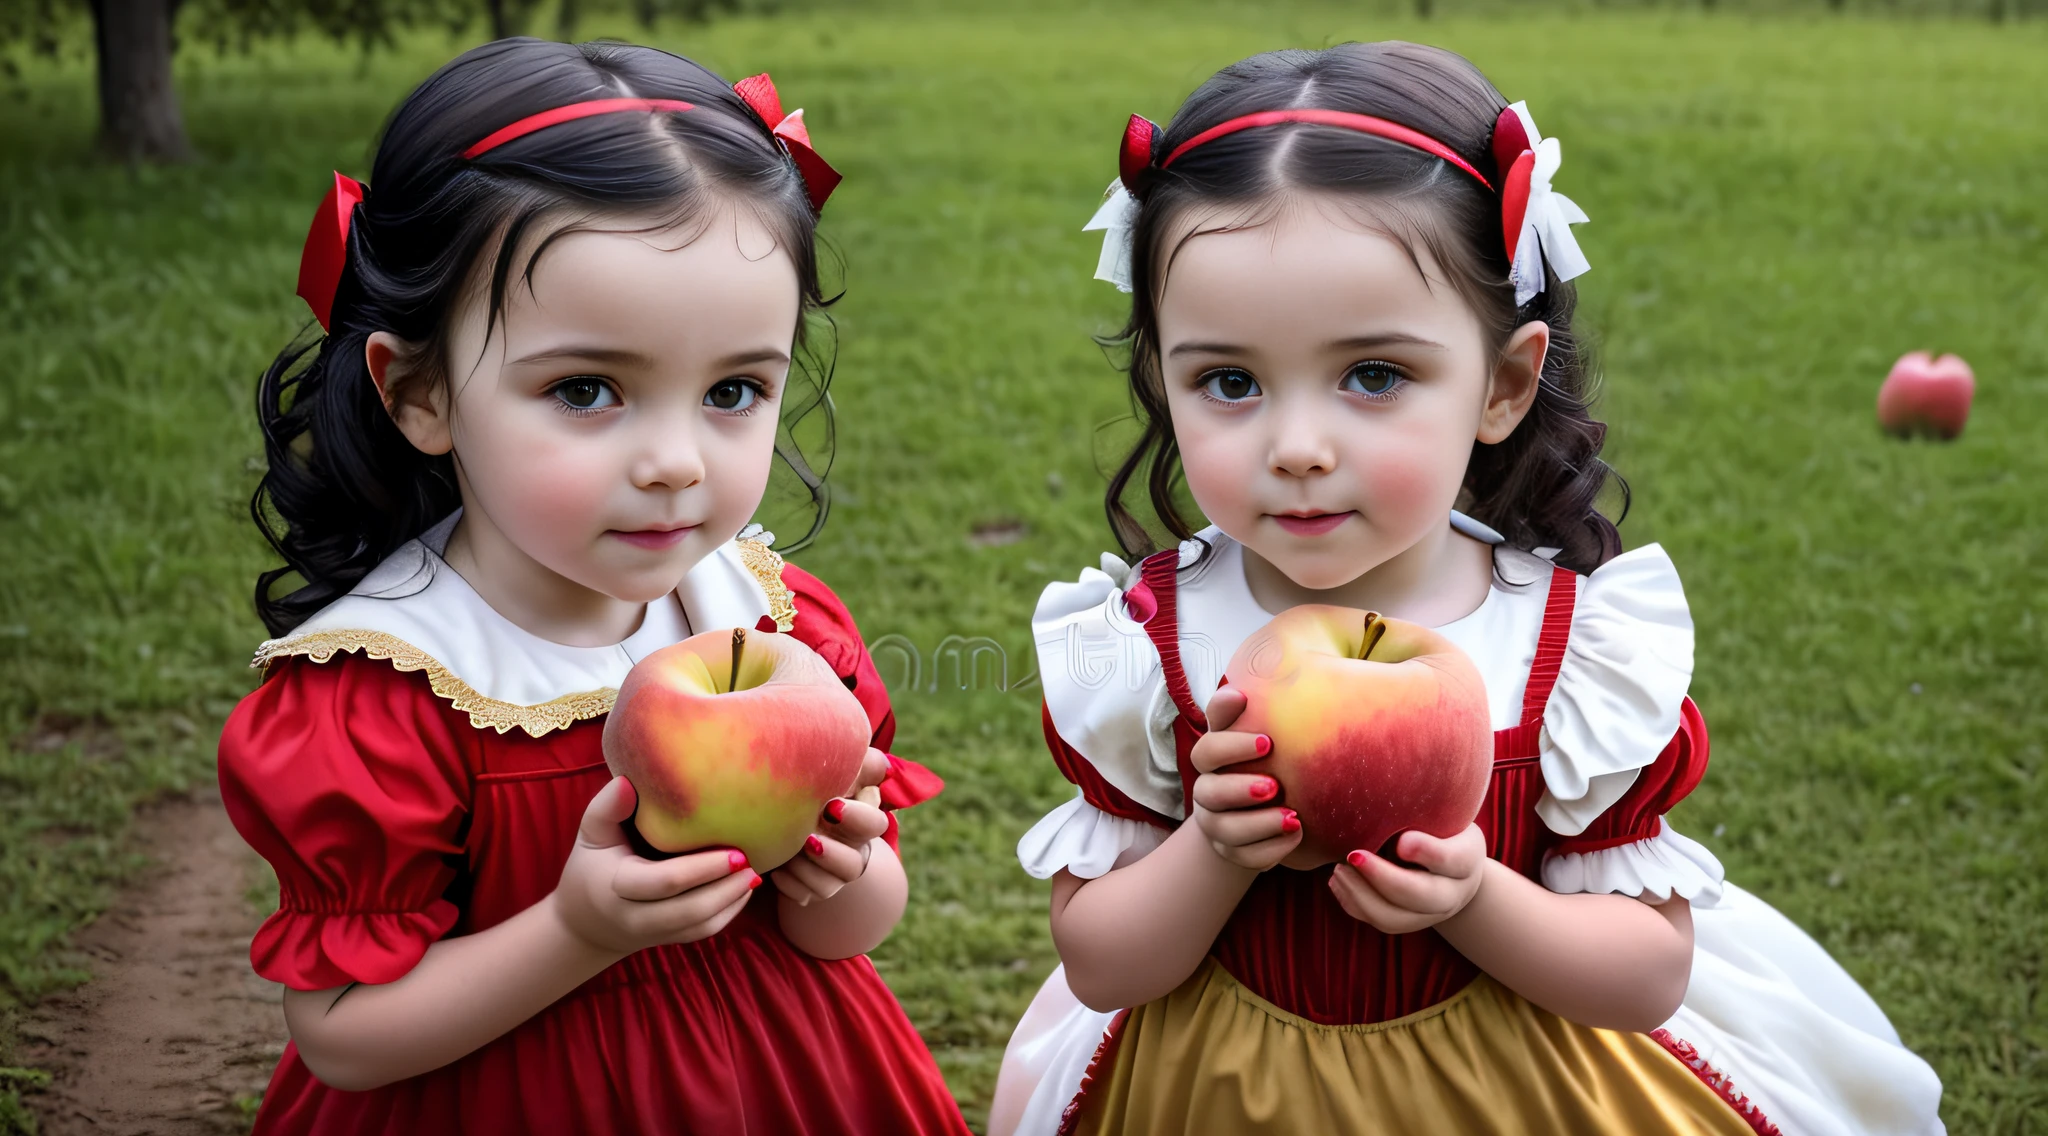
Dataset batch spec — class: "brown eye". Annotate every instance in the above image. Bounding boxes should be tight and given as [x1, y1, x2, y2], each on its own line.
[1201, 369, 1260, 401]
[551, 377, 617, 410]
[1342, 361, 1406, 398]
[705, 380, 758, 411]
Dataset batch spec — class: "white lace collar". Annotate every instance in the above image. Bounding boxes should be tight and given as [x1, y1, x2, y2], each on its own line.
[252, 513, 795, 737]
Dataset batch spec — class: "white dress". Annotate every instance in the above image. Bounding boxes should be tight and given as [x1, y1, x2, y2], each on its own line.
[990, 523, 1946, 1136]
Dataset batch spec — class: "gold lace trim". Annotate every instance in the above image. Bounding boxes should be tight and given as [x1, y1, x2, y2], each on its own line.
[250, 538, 791, 736]
[738, 537, 797, 632]
[250, 629, 615, 738]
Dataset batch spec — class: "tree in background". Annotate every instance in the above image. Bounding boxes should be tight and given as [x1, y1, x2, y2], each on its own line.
[0, 0, 734, 164]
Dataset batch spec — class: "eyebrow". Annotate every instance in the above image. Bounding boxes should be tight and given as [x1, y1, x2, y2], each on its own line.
[1167, 332, 1448, 358]
[507, 345, 793, 370]
[508, 345, 657, 368]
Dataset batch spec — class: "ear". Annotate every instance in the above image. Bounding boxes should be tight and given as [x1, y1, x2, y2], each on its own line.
[1478, 321, 1549, 445]
[366, 331, 453, 457]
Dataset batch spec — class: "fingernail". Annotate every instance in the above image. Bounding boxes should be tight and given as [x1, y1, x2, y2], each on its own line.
[727, 850, 749, 873]
[805, 835, 824, 857]
[747, 872, 763, 890]
[1280, 809, 1300, 834]
[1347, 850, 1368, 869]
[1249, 777, 1276, 801]
[824, 799, 845, 824]
[1254, 734, 1272, 757]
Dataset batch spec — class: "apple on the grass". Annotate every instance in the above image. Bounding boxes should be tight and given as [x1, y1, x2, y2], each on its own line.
[1878, 351, 1974, 440]
[602, 627, 871, 870]
[1224, 605, 1493, 870]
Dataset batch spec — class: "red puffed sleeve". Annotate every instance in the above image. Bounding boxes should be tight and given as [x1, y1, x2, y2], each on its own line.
[1540, 698, 1725, 903]
[1553, 697, 1709, 855]
[218, 653, 474, 990]
[780, 563, 943, 849]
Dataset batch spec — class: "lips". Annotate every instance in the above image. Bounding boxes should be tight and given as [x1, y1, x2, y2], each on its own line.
[1271, 511, 1354, 536]
[610, 524, 699, 550]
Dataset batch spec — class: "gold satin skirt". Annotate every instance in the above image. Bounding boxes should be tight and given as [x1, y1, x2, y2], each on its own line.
[1067, 958, 1760, 1136]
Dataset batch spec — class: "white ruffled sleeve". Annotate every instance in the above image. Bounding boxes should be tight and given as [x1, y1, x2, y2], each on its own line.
[1543, 823, 1725, 905]
[1017, 794, 1171, 880]
[1534, 543, 1695, 835]
[1032, 554, 1187, 824]
[1532, 544, 1727, 906]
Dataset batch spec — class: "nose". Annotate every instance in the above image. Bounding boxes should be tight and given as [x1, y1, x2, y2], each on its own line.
[628, 419, 705, 492]
[1266, 394, 1338, 479]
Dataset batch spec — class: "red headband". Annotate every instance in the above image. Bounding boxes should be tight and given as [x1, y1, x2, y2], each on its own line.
[1117, 105, 1538, 267]
[460, 97, 694, 159]
[295, 75, 839, 331]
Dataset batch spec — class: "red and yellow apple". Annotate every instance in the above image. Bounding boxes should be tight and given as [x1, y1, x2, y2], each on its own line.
[1877, 351, 1974, 440]
[602, 627, 870, 870]
[1224, 606, 1493, 869]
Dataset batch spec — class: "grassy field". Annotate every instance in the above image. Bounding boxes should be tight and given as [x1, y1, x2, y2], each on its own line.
[2, 3, 2045, 1131]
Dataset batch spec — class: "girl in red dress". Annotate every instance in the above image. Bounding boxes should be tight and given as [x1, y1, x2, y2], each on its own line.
[217, 38, 969, 1135]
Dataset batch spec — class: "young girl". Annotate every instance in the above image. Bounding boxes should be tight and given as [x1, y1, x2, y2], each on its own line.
[217, 38, 969, 1134]
[992, 42, 1946, 1136]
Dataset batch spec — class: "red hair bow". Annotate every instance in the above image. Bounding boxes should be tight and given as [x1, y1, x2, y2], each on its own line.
[734, 73, 841, 213]
[1489, 105, 1535, 269]
[296, 171, 364, 332]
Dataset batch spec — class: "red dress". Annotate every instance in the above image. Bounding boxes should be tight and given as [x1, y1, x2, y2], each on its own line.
[218, 563, 971, 1135]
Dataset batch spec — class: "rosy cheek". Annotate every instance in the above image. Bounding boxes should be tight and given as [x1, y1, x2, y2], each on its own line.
[1176, 421, 1260, 530]
[1352, 433, 1461, 532]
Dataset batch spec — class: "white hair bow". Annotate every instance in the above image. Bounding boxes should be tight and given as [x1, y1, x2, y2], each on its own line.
[1499, 101, 1590, 306]
[1083, 179, 1139, 293]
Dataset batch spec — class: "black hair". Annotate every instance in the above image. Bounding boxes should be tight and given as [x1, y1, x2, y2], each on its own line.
[251, 37, 835, 636]
[1104, 41, 1625, 574]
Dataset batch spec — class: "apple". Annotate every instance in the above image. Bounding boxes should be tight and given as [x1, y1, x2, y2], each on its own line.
[603, 627, 871, 870]
[1223, 606, 1493, 869]
[1877, 351, 1974, 440]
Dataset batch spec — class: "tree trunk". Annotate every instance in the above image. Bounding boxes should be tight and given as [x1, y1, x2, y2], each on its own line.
[89, 0, 190, 163]
[486, 0, 510, 40]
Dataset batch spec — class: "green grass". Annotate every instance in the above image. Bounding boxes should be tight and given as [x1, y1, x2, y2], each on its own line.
[2, 4, 2045, 1132]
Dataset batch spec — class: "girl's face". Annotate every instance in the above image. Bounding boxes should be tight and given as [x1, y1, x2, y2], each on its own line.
[385, 206, 799, 609]
[1155, 198, 1540, 592]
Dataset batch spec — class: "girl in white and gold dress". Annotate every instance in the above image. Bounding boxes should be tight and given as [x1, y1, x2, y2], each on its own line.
[990, 40, 1946, 1136]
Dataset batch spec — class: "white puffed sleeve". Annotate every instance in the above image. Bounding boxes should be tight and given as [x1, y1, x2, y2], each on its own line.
[1017, 794, 1170, 880]
[1529, 544, 1727, 906]
[1033, 553, 1187, 824]
[1534, 543, 1696, 835]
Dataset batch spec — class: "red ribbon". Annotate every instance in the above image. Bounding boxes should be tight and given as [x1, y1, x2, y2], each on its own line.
[1489, 105, 1535, 269]
[734, 73, 842, 213]
[296, 171, 364, 332]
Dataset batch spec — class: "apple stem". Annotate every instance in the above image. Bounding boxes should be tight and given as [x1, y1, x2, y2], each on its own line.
[1357, 613, 1387, 661]
[729, 628, 746, 693]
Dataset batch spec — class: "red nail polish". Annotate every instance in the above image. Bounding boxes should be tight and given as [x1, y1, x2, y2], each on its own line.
[1254, 734, 1272, 757]
[727, 850, 749, 873]
[1280, 809, 1300, 834]
[824, 799, 845, 824]
[1249, 777, 1276, 801]
[747, 872, 763, 890]
[1347, 850, 1368, 869]
[805, 835, 824, 857]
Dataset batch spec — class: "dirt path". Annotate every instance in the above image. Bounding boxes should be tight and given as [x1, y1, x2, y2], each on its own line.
[20, 785, 287, 1135]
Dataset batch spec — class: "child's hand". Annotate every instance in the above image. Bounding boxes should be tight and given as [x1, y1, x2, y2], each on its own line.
[773, 747, 892, 906]
[551, 776, 760, 955]
[1189, 686, 1302, 871]
[1328, 825, 1487, 934]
